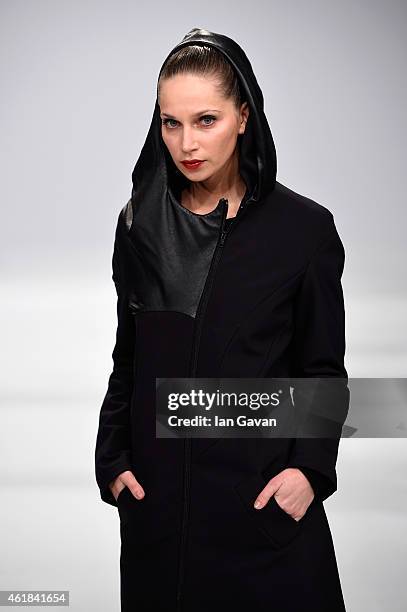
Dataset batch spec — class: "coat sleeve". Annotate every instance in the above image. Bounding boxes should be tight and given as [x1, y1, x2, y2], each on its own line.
[94, 208, 135, 507]
[286, 212, 350, 503]
[295, 466, 332, 502]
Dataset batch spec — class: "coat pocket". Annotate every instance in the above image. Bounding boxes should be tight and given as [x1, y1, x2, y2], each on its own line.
[117, 487, 144, 526]
[116, 485, 129, 505]
[116, 486, 131, 523]
[234, 472, 301, 549]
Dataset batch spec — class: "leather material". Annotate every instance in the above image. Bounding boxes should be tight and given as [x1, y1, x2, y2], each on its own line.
[125, 189, 227, 317]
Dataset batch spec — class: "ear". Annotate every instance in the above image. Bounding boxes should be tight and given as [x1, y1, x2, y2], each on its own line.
[239, 101, 250, 134]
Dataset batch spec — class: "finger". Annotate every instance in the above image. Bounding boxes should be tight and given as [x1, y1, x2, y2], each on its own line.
[110, 470, 131, 491]
[124, 474, 145, 500]
[254, 481, 279, 509]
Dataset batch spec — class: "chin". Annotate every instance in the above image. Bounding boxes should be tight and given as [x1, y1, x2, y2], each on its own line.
[179, 168, 211, 182]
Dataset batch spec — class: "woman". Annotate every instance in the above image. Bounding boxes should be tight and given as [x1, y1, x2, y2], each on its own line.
[95, 27, 350, 612]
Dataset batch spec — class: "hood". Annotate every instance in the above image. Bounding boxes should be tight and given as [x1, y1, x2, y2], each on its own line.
[130, 27, 277, 214]
[119, 28, 278, 318]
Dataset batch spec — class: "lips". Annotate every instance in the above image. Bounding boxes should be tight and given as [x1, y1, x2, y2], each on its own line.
[181, 160, 204, 170]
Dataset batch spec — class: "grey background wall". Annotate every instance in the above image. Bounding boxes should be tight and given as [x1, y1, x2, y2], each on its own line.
[1, 1, 406, 610]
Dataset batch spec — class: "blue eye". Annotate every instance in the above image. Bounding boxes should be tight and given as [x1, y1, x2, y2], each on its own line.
[201, 115, 216, 126]
[161, 115, 217, 129]
[162, 118, 178, 128]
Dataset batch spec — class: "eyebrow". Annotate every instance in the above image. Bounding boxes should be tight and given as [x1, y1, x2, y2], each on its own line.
[160, 109, 221, 118]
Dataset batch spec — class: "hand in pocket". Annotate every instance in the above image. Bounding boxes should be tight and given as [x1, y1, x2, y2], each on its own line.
[253, 468, 314, 521]
[109, 470, 146, 502]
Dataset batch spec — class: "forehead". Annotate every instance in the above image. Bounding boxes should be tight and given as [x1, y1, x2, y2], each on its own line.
[159, 74, 229, 113]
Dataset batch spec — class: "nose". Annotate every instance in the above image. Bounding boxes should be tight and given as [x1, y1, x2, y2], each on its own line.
[181, 126, 199, 153]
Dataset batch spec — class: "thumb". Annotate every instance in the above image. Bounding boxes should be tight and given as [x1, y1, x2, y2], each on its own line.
[124, 472, 145, 499]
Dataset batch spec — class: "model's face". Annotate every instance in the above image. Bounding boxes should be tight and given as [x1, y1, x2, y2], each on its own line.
[159, 73, 249, 181]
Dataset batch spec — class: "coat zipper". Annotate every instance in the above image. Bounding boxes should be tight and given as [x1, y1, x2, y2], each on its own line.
[175, 195, 252, 610]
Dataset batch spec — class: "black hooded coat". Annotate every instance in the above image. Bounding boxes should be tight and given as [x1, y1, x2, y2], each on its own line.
[95, 28, 350, 612]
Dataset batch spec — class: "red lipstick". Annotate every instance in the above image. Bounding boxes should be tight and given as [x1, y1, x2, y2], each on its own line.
[181, 159, 205, 170]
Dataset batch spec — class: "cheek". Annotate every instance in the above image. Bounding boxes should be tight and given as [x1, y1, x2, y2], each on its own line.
[162, 132, 177, 156]
[212, 128, 237, 160]
[161, 130, 169, 147]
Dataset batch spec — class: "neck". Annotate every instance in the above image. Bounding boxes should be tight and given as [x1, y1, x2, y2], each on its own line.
[184, 149, 246, 211]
